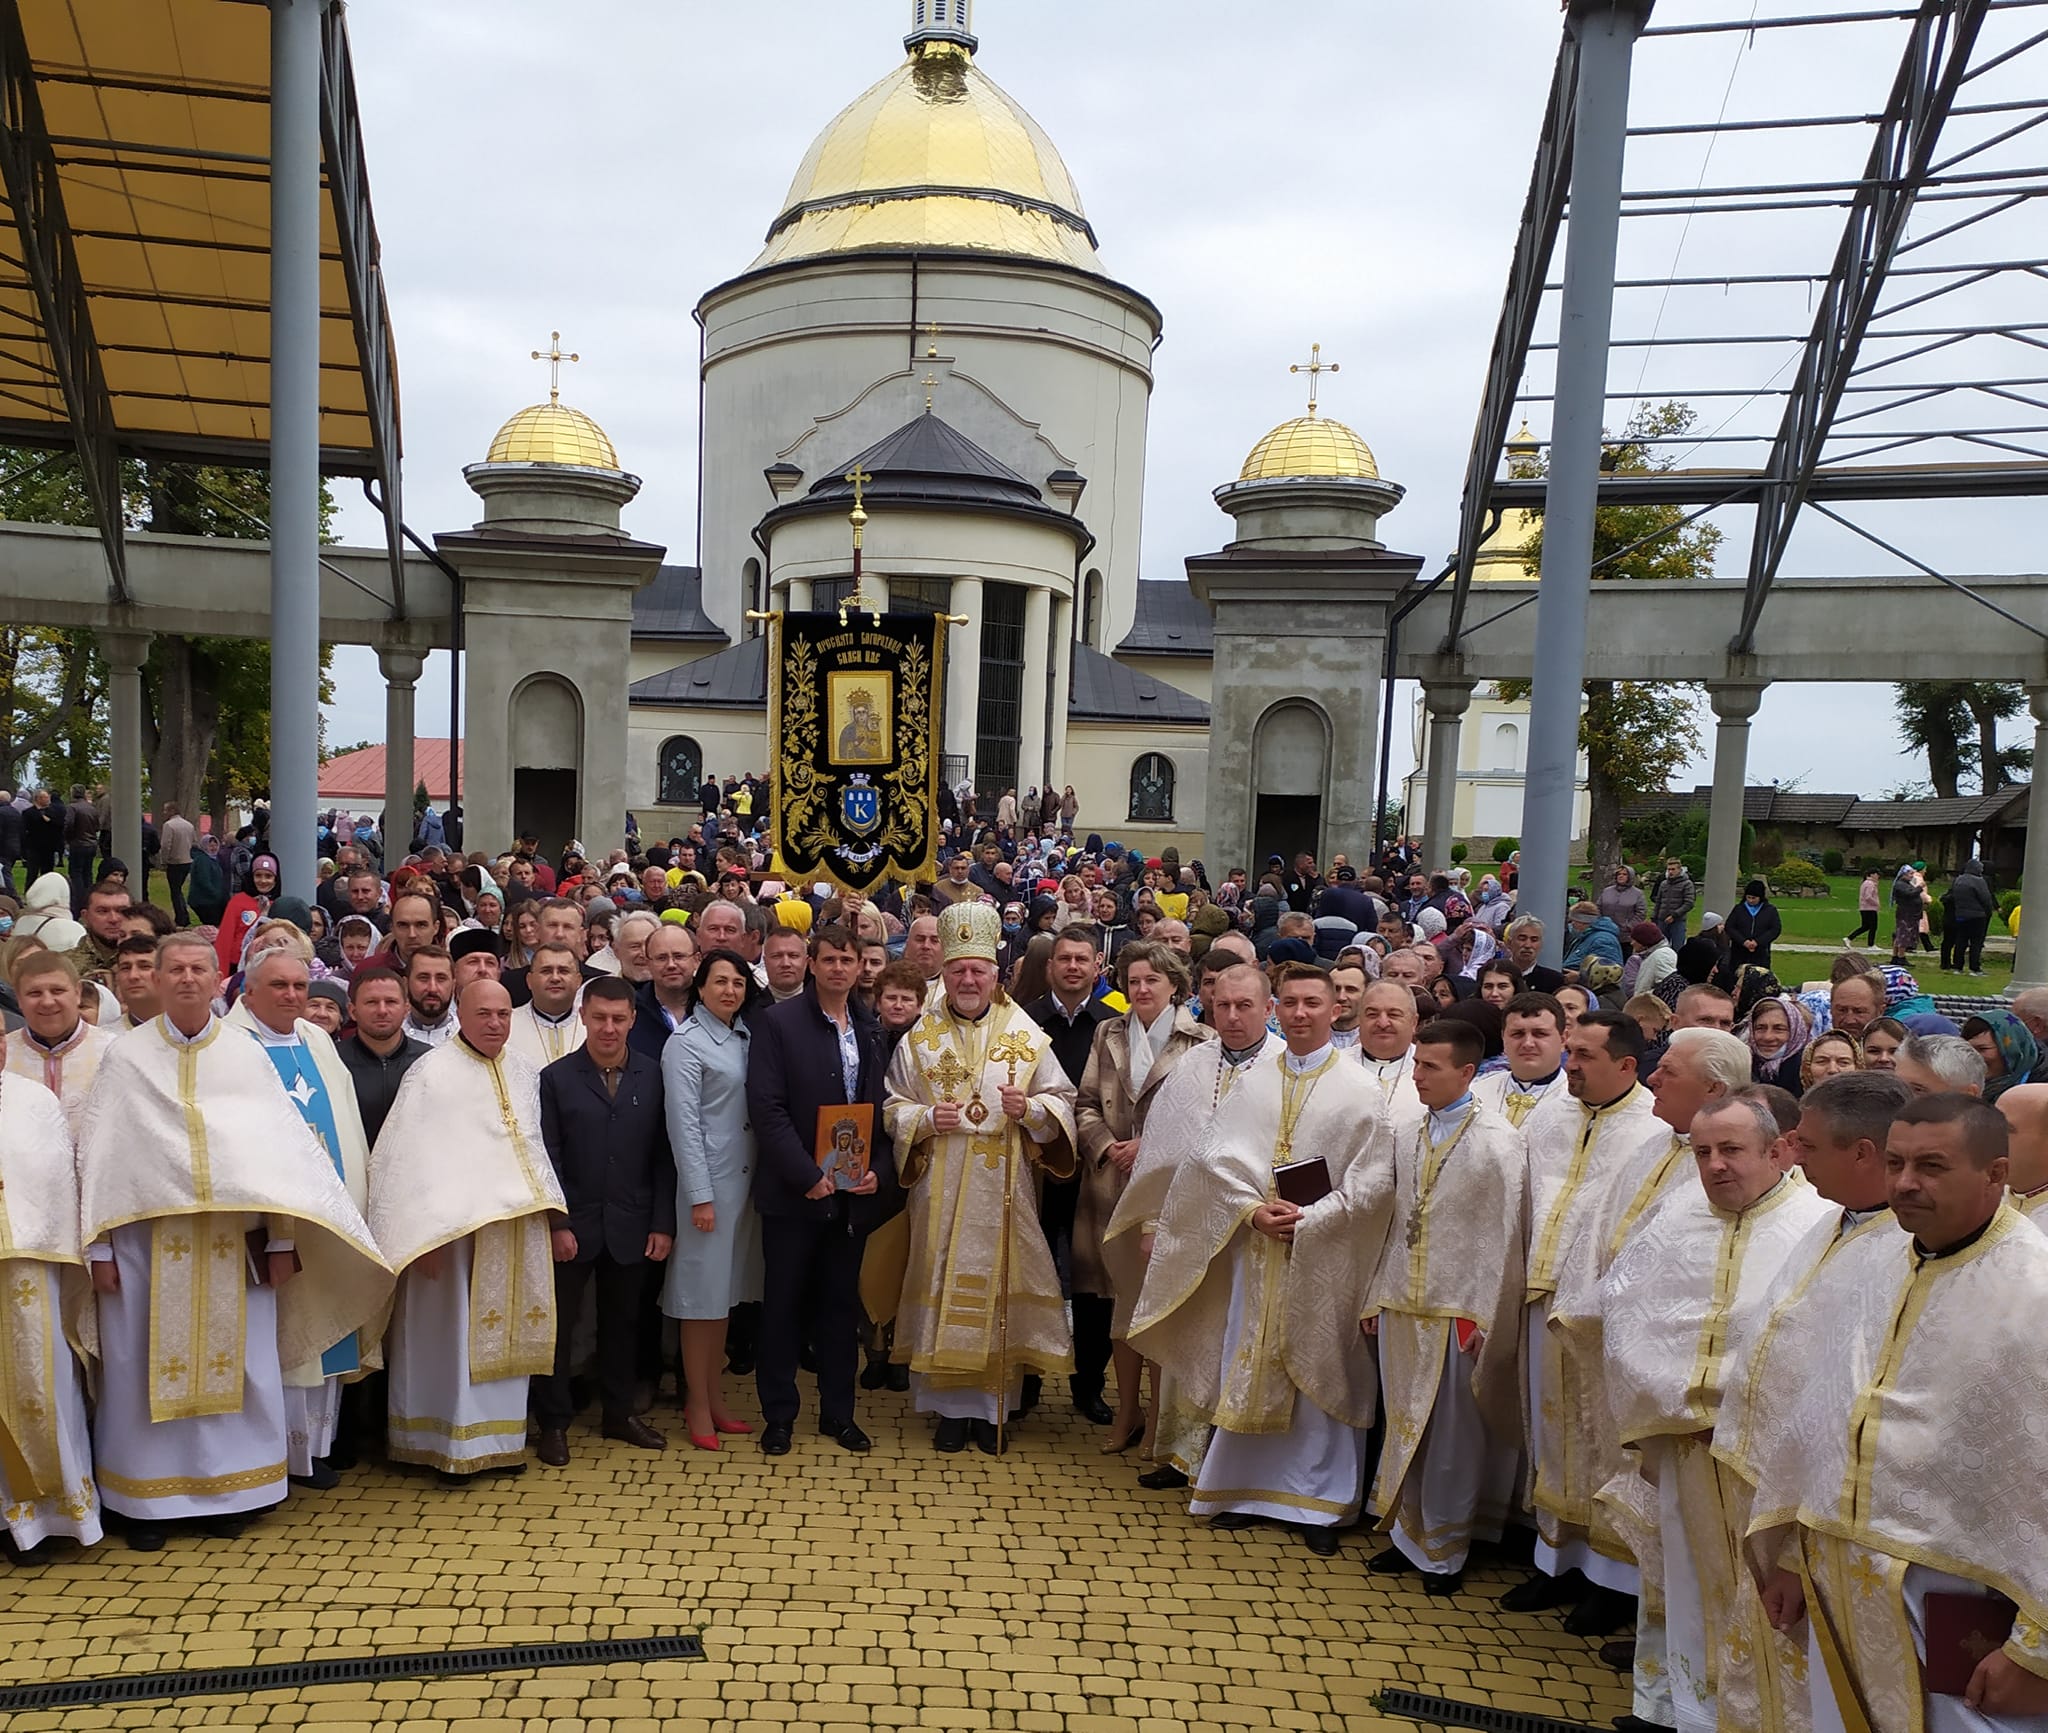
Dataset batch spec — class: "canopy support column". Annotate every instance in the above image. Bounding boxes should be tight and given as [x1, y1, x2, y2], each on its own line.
[2009, 685, 2048, 995]
[378, 645, 424, 859]
[1421, 682, 1473, 872]
[1705, 683, 1766, 922]
[945, 576, 984, 790]
[100, 627, 151, 886]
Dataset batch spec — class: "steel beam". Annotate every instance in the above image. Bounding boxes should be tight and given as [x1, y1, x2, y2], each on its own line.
[1487, 459, 2048, 509]
[0, 0, 127, 602]
[1440, 24, 1577, 653]
[319, 3, 406, 619]
[1731, 0, 1992, 654]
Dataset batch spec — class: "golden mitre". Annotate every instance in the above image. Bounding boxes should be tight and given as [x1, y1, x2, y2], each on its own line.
[937, 900, 1001, 964]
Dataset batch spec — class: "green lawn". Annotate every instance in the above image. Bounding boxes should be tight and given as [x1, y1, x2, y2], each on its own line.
[1731, 873, 2013, 1000]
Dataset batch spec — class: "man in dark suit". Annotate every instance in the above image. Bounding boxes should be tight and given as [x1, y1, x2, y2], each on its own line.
[1023, 924, 1118, 1422]
[746, 923, 890, 1456]
[534, 976, 676, 1465]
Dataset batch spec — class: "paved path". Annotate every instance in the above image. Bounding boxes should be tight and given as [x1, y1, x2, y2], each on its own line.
[0, 1387, 1629, 1731]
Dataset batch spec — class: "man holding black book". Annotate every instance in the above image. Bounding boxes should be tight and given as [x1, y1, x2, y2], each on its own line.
[747, 922, 888, 1456]
[1129, 961, 1395, 1556]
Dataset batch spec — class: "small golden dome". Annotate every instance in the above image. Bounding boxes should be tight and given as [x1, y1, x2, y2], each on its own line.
[484, 401, 620, 470]
[752, 39, 1101, 274]
[1238, 414, 1380, 483]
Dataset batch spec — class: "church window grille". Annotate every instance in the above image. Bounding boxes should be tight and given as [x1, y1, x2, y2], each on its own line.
[657, 736, 703, 808]
[1129, 753, 1175, 823]
[975, 582, 1026, 801]
[812, 577, 854, 613]
[887, 576, 953, 616]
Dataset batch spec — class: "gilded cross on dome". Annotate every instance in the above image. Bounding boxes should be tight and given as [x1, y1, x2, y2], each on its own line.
[530, 331, 580, 405]
[1290, 342, 1339, 417]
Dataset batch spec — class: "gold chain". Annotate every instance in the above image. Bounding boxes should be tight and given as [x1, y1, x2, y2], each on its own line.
[1276, 1053, 1338, 1164]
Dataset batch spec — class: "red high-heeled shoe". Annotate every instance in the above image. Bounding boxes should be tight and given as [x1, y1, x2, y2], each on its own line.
[689, 1429, 721, 1451]
[712, 1416, 754, 1435]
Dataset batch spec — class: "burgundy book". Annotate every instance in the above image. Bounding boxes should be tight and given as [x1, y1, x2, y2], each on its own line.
[1922, 1590, 2016, 1695]
[1273, 1157, 1333, 1209]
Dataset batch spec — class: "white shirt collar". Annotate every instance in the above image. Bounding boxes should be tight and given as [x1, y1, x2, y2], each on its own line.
[1284, 1042, 1334, 1073]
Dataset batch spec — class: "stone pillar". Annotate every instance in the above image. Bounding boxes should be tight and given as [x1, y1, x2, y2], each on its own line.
[945, 575, 984, 779]
[377, 645, 425, 851]
[1420, 682, 1473, 871]
[784, 576, 813, 611]
[1048, 595, 1074, 797]
[100, 629, 151, 880]
[1705, 683, 1766, 919]
[1019, 585, 1052, 796]
[2009, 685, 2048, 993]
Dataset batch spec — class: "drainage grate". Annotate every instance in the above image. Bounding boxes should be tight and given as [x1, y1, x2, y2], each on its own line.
[0, 1632, 704, 1711]
[1374, 1689, 1605, 1733]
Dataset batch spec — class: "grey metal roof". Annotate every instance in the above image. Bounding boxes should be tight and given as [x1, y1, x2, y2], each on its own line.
[627, 636, 1209, 725]
[1115, 580, 1213, 657]
[1622, 784, 2029, 830]
[628, 637, 766, 708]
[1067, 644, 1208, 724]
[630, 564, 727, 642]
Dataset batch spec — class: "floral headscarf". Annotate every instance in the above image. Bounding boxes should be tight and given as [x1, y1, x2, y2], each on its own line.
[1728, 965, 1783, 1029]
[1968, 1008, 2039, 1102]
[1744, 993, 1813, 1065]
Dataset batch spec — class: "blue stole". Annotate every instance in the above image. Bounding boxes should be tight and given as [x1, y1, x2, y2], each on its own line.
[263, 1037, 360, 1378]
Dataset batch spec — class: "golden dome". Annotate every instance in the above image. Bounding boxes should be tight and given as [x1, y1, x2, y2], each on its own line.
[751, 40, 1101, 274]
[484, 401, 620, 470]
[1238, 414, 1380, 483]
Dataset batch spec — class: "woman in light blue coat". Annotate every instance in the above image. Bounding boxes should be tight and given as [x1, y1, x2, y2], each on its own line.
[661, 949, 764, 1448]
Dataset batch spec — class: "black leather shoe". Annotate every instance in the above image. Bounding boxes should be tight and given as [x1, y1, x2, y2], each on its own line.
[1600, 1638, 1637, 1673]
[1500, 1568, 1587, 1612]
[1424, 1571, 1464, 1597]
[536, 1429, 570, 1467]
[933, 1417, 969, 1453]
[603, 1416, 666, 1451]
[886, 1364, 909, 1392]
[1018, 1374, 1042, 1413]
[199, 1515, 249, 1540]
[820, 1419, 872, 1453]
[1368, 1546, 1419, 1576]
[859, 1356, 891, 1391]
[1137, 1466, 1187, 1490]
[288, 1458, 339, 1491]
[1072, 1391, 1114, 1425]
[1301, 1525, 1341, 1557]
[1562, 1586, 1636, 1637]
[124, 1524, 166, 1553]
[1211, 1511, 1260, 1531]
[971, 1419, 1004, 1456]
[725, 1351, 755, 1377]
[759, 1423, 793, 1456]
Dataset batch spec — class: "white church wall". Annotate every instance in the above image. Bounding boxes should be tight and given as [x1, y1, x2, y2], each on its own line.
[1064, 721, 1208, 859]
[1113, 653, 1212, 704]
[629, 642, 718, 687]
[625, 707, 770, 832]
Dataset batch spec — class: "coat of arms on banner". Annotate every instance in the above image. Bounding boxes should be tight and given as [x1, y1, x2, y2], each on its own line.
[840, 775, 881, 837]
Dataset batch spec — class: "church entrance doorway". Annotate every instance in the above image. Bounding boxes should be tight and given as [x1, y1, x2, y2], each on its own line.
[1255, 794, 1320, 874]
[514, 768, 577, 866]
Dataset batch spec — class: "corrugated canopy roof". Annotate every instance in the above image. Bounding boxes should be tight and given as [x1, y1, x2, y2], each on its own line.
[0, 0, 402, 597]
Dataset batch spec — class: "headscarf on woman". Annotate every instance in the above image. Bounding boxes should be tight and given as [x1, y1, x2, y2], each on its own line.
[1964, 1008, 2040, 1101]
[1799, 1030, 1864, 1091]
[1727, 964, 1783, 1030]
[1744, 992, 1813, 1091]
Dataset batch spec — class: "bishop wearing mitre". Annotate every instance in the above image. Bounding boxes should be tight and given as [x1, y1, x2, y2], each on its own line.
[882, 900, 1078, 1457]
[1129, 961, 1394, 1558]
[370, 978, 565, 1479]
[78, 932, 390, 1551]
[1363, 1019, 1525, 1595]
[1600, 1095, 1832, 1733]
[0, 1072, 101, 1552]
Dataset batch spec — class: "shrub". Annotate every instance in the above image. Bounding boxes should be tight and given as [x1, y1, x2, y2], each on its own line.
[1822, 848, 1845, 875]
[1682, 852, 1707, 884]
[1450, 842, 1468, 864]
[1771, 857, 1828, 894]
[2000, 890, 2022, 930]
[1492, 836, 1518, 863]
[1754, 831, 1786, 871]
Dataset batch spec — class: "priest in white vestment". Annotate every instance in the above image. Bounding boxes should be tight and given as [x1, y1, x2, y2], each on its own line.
[1102, 961, 1275, 1489]
[1130, 962, 1395, 1557]
[504, 943, 587, 1072]
[1364, 1019, 1525, 1593]
[881, 902, 1078, 1455]
[0, 1072, 100, 1551]
[226, 947, 377, 1487]
[1471, 992, 1570, 1127]
[1601, 1096, 1832, 1733]
[369, 978, 565, 1478]
[1745, 1093, 2048, 1731]
[78, 933, 390, 1549]
[1505, 1008, 1660, 1622]
[3, 949, 114, 1139]
[1350, 981, 1420, 1116]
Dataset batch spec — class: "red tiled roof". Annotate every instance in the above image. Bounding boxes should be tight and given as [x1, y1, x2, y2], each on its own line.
[317, 738, 463, 804]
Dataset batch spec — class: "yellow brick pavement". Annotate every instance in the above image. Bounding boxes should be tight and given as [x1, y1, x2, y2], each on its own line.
[0, 1389, 1628, 1730]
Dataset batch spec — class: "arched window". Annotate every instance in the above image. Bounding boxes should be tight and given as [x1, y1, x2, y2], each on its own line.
[1129, 752, 1174, 823]
[743, 558, 762, 637]
[657, 735, 703, 807]
[1081, 569, 1103, 648]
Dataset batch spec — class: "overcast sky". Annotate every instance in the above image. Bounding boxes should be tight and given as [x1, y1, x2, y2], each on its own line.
[322, 0, 2041, 802]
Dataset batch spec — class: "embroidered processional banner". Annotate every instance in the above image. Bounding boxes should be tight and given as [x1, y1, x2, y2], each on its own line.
[769, 609, 946, 895]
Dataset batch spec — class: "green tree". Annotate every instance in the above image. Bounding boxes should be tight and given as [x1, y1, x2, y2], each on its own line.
[1893, 681, 2030, 796]
[1496, 401, 1724, 879]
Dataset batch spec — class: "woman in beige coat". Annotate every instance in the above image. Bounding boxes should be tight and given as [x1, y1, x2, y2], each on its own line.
[1075, 939, 1213, 1450]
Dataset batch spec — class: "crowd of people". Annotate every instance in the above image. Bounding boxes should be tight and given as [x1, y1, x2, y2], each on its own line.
[0, 795, 2041, 1733]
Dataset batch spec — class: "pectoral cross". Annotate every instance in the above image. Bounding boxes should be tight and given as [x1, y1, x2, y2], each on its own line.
[1290, 341, 1339, 416]
[924, 1047, 972, 1103]
[531, 331, 579, 405]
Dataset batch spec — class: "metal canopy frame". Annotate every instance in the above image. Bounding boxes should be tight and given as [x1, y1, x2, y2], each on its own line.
[0, 0, 406, 616]
[1439, 0, 2048, 659]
